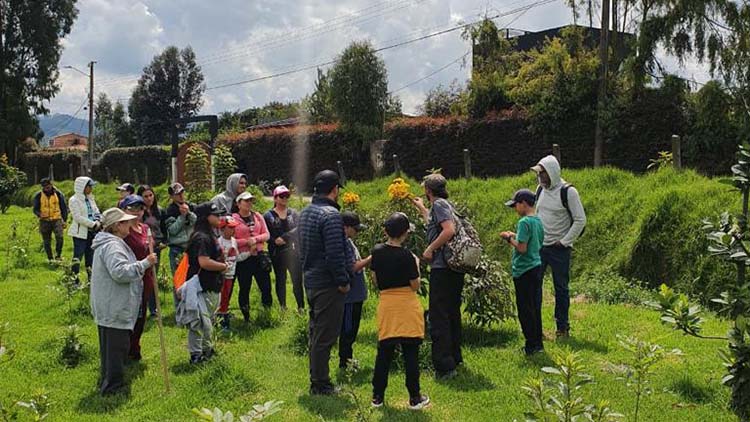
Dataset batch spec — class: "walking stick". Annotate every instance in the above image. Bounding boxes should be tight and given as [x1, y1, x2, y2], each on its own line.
[148, 228, 171, 393]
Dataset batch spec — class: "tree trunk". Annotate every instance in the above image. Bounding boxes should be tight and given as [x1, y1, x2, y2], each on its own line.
[594, 0, 611, 167]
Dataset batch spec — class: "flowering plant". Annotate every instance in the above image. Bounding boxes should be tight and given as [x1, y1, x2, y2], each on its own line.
[387, 177, 413, 201]
[342, 191, 361, 208]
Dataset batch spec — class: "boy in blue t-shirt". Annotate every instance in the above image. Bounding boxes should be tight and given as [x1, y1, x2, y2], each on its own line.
[501, 189, 545, 355]
[339, 211, 372, 369]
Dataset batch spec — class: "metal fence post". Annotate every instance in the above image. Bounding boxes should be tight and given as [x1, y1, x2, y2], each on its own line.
[463, 148, 472, 179]
[553, 144, 561, 164]
[671, 135, 682, 170]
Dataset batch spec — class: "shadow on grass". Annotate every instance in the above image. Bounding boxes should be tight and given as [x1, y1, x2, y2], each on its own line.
[462, 324, 519, 348]
[438, 366, 496, 392]
[379, 407, 433, 420]
[558, 336, 609, 354]
[75, 362, 145, 414]
[335, 367, 374, 386]
[298, 393, 353, 421]
[517, 351, 555, 369]
[668, 376, 717, 404]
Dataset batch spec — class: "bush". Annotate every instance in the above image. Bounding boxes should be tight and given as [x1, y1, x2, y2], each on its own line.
[287, 314, 309, 356]
[58, 325, 85, 368]
[213, 144, 238, 192]
[184, 144, 212, 203]
[573, 270, 651, 305]
[20, 150, 82, 183]
[93, 145, 170, 185]
[0, 156, 26, 213]
[464, 258, 516, 326]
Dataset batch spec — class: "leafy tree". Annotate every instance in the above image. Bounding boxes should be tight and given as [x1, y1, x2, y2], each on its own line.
[329, 41, 389, 133]
[0, 155, 26, 214]
[183, 144, 211, 202]
[421, 80, 466, 117]
[684, 80, 739, 171]
[304, 68, 336, 123]
[506, 28, 599, 143]
[111, 102, 133, 147]
[129, 46, 205, 145]
[0, 0, 78, 162]
[94, 93, 117, 154]
[213, 144, 237, 192]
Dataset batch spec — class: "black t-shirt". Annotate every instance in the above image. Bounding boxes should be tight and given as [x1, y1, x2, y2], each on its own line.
[187, 231, 224, 293]
[370, 243, 419, 291]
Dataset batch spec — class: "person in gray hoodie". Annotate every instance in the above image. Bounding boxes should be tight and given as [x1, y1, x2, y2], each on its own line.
[531, 155, 587, 339]
[90, 208, 156, 396]
[212, 173, 247, 214]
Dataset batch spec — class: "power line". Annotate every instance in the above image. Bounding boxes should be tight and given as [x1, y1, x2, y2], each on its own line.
[46, 94, 88, 137]
[205, 0, 557, 91]
[390, 50, 470, 94]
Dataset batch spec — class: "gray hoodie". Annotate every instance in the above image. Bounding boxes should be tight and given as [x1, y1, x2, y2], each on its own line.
[212, 173, 247, 214]
[535, 155, 587, 247]
[90, 231, 151, 330]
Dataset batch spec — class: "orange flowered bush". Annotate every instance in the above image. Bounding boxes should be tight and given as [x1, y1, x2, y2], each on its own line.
[387, 177, 412, 201]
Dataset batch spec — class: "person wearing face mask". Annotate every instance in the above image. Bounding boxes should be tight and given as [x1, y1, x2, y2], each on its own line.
[119, 195, 156, 362]
[212, 173, 248, 214]
[33, 178, 69, 263]
[531, 155, 587, 339]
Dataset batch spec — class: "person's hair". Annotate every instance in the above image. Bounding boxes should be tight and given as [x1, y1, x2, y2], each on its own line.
[427, 186, 449, 199]
[519, 198, 535, 207]
[137, 185, 160, 217]
[104, 222, 119, 234]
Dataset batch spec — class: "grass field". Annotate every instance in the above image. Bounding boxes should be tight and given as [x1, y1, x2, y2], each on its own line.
[0, 169, 741, 421]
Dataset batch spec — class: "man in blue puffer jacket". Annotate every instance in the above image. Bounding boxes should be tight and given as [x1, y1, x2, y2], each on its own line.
[299, 169, 351, 396]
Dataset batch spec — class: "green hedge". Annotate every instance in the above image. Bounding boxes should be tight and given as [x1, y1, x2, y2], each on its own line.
[92, 146, 170, 185]
[20, 150, 84, 183]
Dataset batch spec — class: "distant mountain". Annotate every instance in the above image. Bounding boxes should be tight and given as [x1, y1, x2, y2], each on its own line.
[38, 113, 89, 145]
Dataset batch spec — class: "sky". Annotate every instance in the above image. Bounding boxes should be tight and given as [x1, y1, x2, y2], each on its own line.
[47, 0, 714, 118]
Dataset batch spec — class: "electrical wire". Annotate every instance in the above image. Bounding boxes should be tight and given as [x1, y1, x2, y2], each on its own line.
[390, 50, 470, 94]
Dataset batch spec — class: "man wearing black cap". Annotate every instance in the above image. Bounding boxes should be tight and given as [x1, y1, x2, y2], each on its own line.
[299, 169, 351, 395]
[33, 178, 69, 263]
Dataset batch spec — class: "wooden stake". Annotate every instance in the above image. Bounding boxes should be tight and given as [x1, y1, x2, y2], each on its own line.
[148, 228, 171, 393]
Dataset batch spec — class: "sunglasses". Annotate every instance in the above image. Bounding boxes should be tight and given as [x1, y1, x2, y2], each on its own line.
[126, 205, 145, 211]
[277, 194, 291, 199]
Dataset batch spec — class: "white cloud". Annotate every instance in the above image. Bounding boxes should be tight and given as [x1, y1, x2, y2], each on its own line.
[48, 0, 714, 118]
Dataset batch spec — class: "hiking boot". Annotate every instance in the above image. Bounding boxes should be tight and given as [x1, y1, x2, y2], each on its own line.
[189, 353, 206, 365]
[371, 395, 384, 408]
[220, 314, 231, 331]
[408, 395, 431, 410]
[556, 330, 570, 340]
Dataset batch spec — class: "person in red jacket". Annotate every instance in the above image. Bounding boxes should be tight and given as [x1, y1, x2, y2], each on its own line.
[119, 194, 155, 362]
[232, 191, 271, 322]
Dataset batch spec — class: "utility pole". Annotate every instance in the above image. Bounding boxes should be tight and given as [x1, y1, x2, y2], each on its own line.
[594, 0, 610, 167]
[88, 61, 96, 174]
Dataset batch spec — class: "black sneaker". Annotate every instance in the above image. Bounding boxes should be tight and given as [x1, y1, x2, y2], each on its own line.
[189, 353, 205, 365]
[310, 385, 341, 396]
[408, 395, 431, 410]
[203, 348, 217, 360]
[556, 330, 570, 339]
[371, 396, 384, 408]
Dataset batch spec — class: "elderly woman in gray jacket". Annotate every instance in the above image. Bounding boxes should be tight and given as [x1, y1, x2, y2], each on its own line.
[91, 208, 156, 396]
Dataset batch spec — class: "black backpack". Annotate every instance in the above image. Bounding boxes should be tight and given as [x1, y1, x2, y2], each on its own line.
[535, 183, 586, 237]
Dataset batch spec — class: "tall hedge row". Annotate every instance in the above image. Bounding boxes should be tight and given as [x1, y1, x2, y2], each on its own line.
[92, 146, 170, 185]
[22, 151, 83, 183]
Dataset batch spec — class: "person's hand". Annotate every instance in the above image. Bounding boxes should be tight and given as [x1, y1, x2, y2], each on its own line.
[179, 203, 189, 216]
[338, 284, 351, 294]
[62, 221, 68, 230]
[275, 237, 286, 246]
[411, 196, 426, 211]
[249, 237, 257, 246]
[146, 253, 158, 266]
[422, 248, 434, 262]
[222, 262, 229, 273]
[92, 221, 102, 231]
[500, 231, 514, 241]
[554, 241, 565, 248]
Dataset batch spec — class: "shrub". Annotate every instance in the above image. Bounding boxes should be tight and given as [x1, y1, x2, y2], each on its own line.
[184, 144, 212, 203]
[287, 313, 309, 356]
[192, 400, 283, 421]
[0, 156, 26, 213]
[213, 145, 238, 192]
[58, 325, 85, 368]
[573, 270, 651, 305]
[20, 150, 82, 183]
[463, 258, 516, 327]
[93, 145, 170, 185]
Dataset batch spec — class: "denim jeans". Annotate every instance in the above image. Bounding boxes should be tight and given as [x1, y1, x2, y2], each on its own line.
[72, 235, 94, 279]
[540, 246, 572, 332]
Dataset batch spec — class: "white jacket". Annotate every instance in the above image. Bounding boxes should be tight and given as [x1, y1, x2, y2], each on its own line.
[68, 177, 101, 240]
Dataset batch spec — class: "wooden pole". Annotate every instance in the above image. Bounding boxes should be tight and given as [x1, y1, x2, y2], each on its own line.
[34, 166, 38, 184]
[671, 135, 682, 170]
[463, 149, 472, 179]
[69, 163, 74, 180]
[49, 164, 54, 182]
[105, 167, 111, 184]
[144, 166, 149, 185]
[147, 228, 171, 393]
[393, 154, 400, 175]
[337, 160, 346, 186]
[133, 168, 140, 185]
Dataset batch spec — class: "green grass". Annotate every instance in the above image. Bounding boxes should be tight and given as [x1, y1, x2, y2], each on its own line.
[0, 173, 741, 421]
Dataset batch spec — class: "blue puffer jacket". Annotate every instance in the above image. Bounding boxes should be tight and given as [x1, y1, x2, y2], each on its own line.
[299, 196, 351, 289]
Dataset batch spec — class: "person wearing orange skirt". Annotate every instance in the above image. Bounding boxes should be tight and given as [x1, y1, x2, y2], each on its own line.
[370, 212, 430, 410]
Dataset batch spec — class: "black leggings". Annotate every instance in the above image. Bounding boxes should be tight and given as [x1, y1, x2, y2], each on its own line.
[271, 249, 304, 309]
[236, 256, 272, 318]
[372, 339, 421, 400]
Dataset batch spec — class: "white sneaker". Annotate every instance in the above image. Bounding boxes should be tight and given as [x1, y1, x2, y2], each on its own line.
[408, 395, 431, 410]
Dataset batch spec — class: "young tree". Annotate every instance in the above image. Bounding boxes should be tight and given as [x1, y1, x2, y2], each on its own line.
[421, 80, 466, 117]
[111, 102, 134, 147]
[304, 68, 336, 124]
[0, 0, 78, 162]
[129, 46, 205, 145]
[329, 41, 389, 132]
[94, 93, 118, 154]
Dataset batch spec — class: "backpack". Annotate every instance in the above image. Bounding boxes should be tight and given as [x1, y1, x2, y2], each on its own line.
[173, 254, 189, 290]
[443, 202, 483, 275]
[535, 183, 586, 236]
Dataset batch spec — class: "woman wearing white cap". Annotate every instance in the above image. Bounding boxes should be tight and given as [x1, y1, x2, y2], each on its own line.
[90, 208, 157, 396]
[264, 185, 304, 311]
[233, 191, 271, 321]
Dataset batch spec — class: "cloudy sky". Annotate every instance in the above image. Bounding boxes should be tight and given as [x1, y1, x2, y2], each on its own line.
[48, 0, 713, 118]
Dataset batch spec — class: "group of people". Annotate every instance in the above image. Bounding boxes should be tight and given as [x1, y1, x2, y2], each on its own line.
[32, 153, 585, 409]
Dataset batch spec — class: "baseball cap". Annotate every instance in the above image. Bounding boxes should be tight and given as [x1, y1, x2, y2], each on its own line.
[313, 170, 342, 194]
[422, 173, 447, 193]
[195, 202, 225, 219]
[40, 178, 51, 187]
[384, 212, 415, 238]
[273, 185, 291, 197]
[101, 208, 137, 230]
[219, 215, 240, 229]
[505, 189, 536, 208]
[235, 191, 256, 203]
[341, 211, 366, 231]
[116, 183, 135, 193]
[119, 194, 146, 210]
[168, 182, 185, 196]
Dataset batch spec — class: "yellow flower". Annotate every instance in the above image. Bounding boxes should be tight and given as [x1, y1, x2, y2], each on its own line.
[387, 178, 412, 201]
[343, 191, 360, 206]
